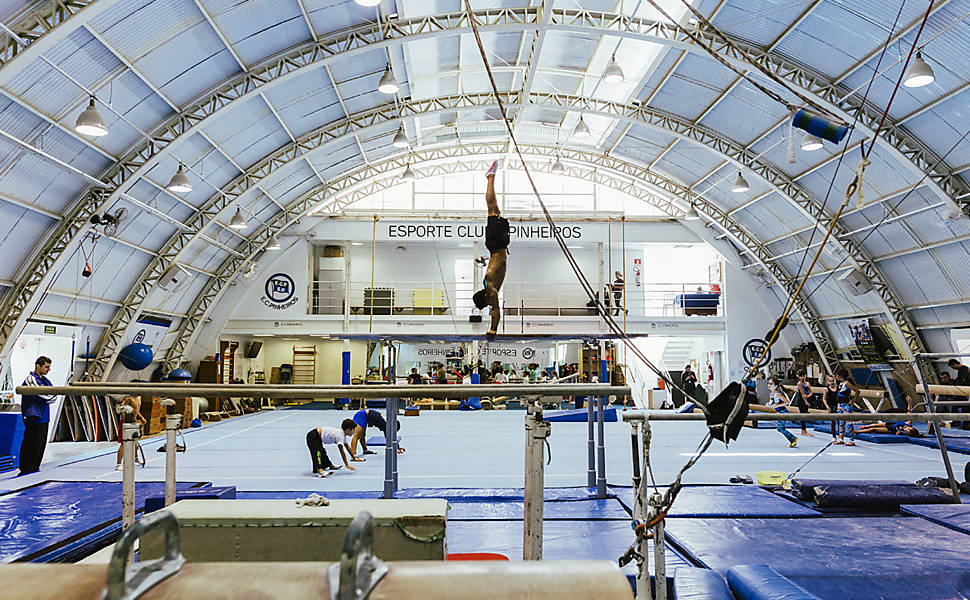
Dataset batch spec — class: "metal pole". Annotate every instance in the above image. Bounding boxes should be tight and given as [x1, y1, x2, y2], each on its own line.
[636, 422, 652, 600]
[630, 422, 641, 494]
[587, 395, 595, 488]
[122, 422, 138, 531]
[621, 411, 955, 423]
[164, 415, 180, 507]
[383, 402, 394, 498]
[390, 397, 399, 491]
[596, 395, 607, 499]
[912, 357, 962, 503]
[651, 492, 668, 600]
[523, 400, 549, 560]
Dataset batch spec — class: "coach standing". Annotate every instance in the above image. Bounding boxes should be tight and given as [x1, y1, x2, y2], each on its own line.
[19, 356, 55, 475]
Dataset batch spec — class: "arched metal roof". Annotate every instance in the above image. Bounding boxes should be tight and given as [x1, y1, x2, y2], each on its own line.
[0, 0, 966, 377]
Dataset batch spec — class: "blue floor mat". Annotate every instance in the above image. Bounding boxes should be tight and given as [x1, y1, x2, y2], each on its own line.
[611, 485, 819, 518]
[236, 490, 384, 499]
[664, 517, 970, 599]
[396, 487, 600, 502]
[447, 498, 629, 520]
[446, 519, 690, 579]
[900, 504, 970, 536]
[0, 480, 205, 563]
[784, 572, 970, 600]
[545, 407, 617, 422]
[909, 436, 970, 454]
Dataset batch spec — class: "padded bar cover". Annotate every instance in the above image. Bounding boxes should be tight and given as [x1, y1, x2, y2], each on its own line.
[727, 565, 822, 600]
[813, 484, 955, 508]
[673, 567, 734, 600]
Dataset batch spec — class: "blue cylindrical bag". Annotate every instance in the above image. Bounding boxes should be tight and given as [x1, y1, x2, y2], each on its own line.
[792, 109, 849, 144]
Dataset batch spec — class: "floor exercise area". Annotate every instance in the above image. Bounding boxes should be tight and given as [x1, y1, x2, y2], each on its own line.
[2, 409, 969, 599]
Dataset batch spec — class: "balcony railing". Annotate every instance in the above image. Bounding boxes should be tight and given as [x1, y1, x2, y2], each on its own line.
[309, 278, 722, 318]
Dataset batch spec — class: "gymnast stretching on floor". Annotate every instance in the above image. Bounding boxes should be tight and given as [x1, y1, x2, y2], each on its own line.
[855, 421, 925, 438]
[472, 161, 508, 341]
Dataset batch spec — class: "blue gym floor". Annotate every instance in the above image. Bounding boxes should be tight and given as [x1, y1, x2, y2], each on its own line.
[1, 409, 968, 599]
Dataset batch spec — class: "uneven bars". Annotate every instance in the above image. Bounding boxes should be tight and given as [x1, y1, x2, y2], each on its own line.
[621, 411, 954, 423]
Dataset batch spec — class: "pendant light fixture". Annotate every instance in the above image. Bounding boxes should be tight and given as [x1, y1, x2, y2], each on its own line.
[573, 116, 590, 139]
[731, 170, 749, 193]
[603, 55, 624, 84]
[800, 133, 824, 152]
[229, 206, 248, 229]
[401, 163, 416, 181]
[75, 97, 109, 137]
[355, 0, 381, 6]
[684, 204, 700, 220]
[551, 156, 565, 174]
[903, 52, 935, 88]
[266, 234, 281, 250]
[165, 163, 192, 193]
[392, 124, 409, 148]
[377, 65, 399, 94]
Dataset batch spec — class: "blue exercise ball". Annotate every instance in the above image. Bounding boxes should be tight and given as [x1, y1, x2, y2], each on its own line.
[118, 343, 153, 371]
[168, 368, 192, 381]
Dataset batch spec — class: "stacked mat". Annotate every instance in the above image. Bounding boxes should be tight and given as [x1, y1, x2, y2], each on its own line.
[0, 455, 15, 473]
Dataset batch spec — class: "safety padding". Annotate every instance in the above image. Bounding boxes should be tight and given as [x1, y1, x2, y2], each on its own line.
[144, 485, 236, 513]
[726, 565, 822, 600]
[545, 407, 617, 422]
[900, 503, 970, 535]
[673, 567, 733, 600]
[788, 479, 910, 501]
[813, 484, 956, 509]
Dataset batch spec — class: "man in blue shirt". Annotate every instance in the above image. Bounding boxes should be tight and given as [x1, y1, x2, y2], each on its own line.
[19, 356, 55, 475]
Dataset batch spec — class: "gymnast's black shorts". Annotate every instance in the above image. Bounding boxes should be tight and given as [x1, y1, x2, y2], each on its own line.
[486, 215, 510, 253]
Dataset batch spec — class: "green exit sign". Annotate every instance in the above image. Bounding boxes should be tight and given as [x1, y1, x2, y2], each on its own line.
[44, 325, 56, 334]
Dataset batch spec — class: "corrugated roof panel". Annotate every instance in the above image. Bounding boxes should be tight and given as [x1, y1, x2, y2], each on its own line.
[853, 220, 918, 258]
[0, 98, 47, 141]
[93, 0, 200, 58]
[652, 143, 724, 187]
[647, 74, 724, 122]
[0, 152, 89, 209]
[926, 242, 970, 297]
[637, 49, 684, 104]
[611, 124, 677, 166]
[6, 27, 121, 118]
[338, 80, 391, 118]
[0, 206, 50, 280]
[307, 2, 362, 35]
[903, 92, 970, 171]
[914, 302, 970, 328]
[213, 114, 290, 171]
[213, 0, 307, 66]
[267, 166, 318, 207]
[796, 159, 883, 216]
[111, 205, 181, 250]
[143, 270, 209, 313]
[771, 5, 888, 78]
[750, 126, 842, 179]
[880, 252, 958, 305]
[261, 71, 344, 139]
[702, 86, 788, 147]
[711, 0, 808, 46]
[49, 242, 149, 300]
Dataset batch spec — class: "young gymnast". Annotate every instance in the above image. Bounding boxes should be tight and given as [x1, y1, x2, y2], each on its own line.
[306, 419, 359, 477]
[348, 408, 405, 456]
[472, 161, 509, 340]
[855, 420, 925, 438]
[767, 377, 798, 448]
[114, 396, 147, 470]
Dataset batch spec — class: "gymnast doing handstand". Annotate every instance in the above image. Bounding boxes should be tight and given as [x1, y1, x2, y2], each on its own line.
[472, 161, 508, 340]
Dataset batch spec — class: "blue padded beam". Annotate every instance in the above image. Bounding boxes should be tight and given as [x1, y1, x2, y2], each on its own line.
[447, 498, 629, 520]
[901, 504, 970, 536]
[726, 565, 822, 600]
[144, 486, 236, 513]
[788, 479, 910, 502]
[613, 485, 819, 518]
[674, 567, 734, 600]
[545, 407, 617, 423]
[813, 484, 956, 508]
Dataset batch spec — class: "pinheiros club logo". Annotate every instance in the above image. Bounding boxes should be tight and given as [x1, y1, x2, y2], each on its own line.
[261, 273, 299, 310]
[522, 347, 535, 360]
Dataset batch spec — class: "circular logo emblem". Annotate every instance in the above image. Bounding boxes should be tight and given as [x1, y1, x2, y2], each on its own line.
[522, 347, 535, 360]
[265, 273, 295, 304]
[742, 338, 772, 368]
[133, 329, 146, 344]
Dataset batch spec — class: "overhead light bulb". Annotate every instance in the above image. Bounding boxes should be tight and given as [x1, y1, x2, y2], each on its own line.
[903, 52, 935, 88]
[377, 65, 399, 94]
[731, 170, 749, 193]
[266, 234, 281, 250]
[684, 204, 700, 220]
[355, 0, 381, 6]
[229, 206, 248, 229]
[165, 164, 192, 193]
[603, 55, 624, 84]
[392, 124, 408, 148]
[800, 133, 824, 152]
[75, 97, 109, 137]
[401, 164, 416, 181]
[573, 116, 590, 139]
[551, 156, 565, 174]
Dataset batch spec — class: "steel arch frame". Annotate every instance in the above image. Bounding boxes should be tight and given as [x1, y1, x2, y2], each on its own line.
[0, 5, 943, 365]
[159, 141, 838, 372]
[86, 90, 914, 377]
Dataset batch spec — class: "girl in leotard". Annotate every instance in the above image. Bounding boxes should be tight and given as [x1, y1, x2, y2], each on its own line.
[835, 368, 860, 446]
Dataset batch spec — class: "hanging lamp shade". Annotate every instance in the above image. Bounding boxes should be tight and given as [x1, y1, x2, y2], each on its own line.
[800, 133, 824, 152]
[573, 116, 590, 139]
[392, 124, 409, 148]
[731, 170, 749, 193]
[603, 56, 624, 84]
[229, 206, 248, 229]
[551, 156, 565, 174]
[684, 204, 700, 220]
[377, 65, 399, 94]
[266, 234, 281, 250]
[401, 164, 416, 181]
[903, 52, 935, 88]
[75, 97, 109, 137]
[166, 164, 192, 193]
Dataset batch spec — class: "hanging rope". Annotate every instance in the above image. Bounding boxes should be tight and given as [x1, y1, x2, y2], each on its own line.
[369, 214, 377, 334]
[428, 215, 460, 334]
[460, 0, 701, 408]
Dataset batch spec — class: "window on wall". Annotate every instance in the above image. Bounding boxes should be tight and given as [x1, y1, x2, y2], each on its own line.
[952, 329, 970, 355]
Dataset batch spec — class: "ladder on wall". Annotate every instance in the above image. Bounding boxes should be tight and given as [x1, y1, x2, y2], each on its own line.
[292, 346, 317, 385]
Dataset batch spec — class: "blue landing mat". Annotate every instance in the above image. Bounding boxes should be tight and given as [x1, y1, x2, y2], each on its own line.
[0, 480, 204, 563]
[396, 487, 599, 502]
[901, 504, 970, 536]
[611, 485, 819, 518]
[664, 517, 970, 600]
[236, 490, 383, 499]
[447, 498, 629, 520]
[446, 519, 691, 578]
[910, 436, 970, 454]
[545, 407, 617, 422]
[783, 572, 970, 600]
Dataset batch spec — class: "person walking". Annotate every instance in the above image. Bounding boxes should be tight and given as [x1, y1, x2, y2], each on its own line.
[768, 377, 798, 448]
